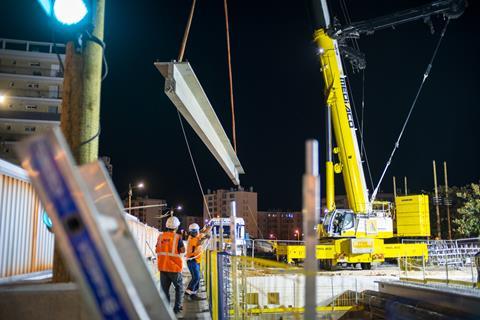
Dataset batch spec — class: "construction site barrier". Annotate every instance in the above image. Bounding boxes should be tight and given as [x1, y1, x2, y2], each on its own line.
[202, 249, 365, 319]
[0, 159, 160, 280]
[0, 159, 53, 279]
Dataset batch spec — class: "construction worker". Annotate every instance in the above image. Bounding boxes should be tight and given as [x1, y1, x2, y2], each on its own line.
[156, 216, 185, 314]
[185, 222, 211, 299]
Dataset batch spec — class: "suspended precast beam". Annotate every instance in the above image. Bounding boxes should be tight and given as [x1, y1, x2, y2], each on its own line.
[155, 61, 244, 185]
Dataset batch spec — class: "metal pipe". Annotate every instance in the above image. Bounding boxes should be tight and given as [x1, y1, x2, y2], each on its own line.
[404, 176, 408, 196]
[303, 140, 320, 320]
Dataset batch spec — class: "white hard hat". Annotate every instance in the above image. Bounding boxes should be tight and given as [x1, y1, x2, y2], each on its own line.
[166, 216, 180, 229]
[189, 223, 200, 232]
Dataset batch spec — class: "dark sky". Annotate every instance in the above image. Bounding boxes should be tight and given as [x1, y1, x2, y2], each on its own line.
[1, 1, 479, 216]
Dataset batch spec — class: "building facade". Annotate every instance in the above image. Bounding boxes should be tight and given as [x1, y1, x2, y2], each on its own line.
[183, 215, 204, 229]
[257, 210, 303, 240]
[125, 196, 167, 230]
[203, 187, 258, 237]
[0, 38, 65, 163]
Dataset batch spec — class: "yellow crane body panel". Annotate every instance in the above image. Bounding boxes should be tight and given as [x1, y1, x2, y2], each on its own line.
[277, 240, 428, 265]
[395, 195, 430, 237]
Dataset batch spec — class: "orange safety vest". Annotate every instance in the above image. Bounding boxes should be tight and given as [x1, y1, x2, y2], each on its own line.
[186, 235, 202, 264]
[156, 231, 183, 273]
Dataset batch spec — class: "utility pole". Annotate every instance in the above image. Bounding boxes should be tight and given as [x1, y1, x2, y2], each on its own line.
[56, 0, 105, 282]
[393, 176, 397, 199]
[433, 160, 442, 239]
[444, 161, 452, 240]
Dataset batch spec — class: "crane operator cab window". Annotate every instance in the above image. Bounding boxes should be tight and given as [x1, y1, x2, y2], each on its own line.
[328, 211, 355, 236]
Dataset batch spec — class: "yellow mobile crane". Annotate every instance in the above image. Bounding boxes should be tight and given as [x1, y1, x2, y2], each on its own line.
[277, 0, 466, 269]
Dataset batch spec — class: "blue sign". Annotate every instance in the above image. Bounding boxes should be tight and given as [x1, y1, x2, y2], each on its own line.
[29, 138, 130, 319]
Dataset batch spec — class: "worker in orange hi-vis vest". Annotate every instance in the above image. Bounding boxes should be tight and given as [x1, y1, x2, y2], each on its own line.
[185, 222, 212, 300]
[156, 216, 185, 314]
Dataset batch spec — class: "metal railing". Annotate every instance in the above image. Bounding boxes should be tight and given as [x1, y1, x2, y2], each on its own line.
[203, 250, 364, 319]
[402, 238, 480, 267]
[0, 38, 66, 55]
[2, 88, 62, 100]
[0, 158, 54, 278]
[0, 65, 64, 78]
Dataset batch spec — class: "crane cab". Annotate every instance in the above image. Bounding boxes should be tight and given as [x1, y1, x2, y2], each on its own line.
[320, 204, 394, 239]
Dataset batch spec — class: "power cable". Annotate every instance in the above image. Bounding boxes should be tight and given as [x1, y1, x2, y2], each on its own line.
[175, 0, 212, 220]
[370, 19, 450, 204]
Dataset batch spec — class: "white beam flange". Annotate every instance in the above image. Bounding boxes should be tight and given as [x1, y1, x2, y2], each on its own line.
[155, 61, 244, 185]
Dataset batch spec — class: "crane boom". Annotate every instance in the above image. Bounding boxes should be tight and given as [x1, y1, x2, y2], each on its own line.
[313, 0, 369, 214]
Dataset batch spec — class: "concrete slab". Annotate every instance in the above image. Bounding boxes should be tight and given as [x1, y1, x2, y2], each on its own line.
[0, 282, 93, 320]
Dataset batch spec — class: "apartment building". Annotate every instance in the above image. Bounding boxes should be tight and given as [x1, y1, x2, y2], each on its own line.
[0, 38, 65, 163]
[203, 187, 258, 237]
[257, 210, 303, 240]
[126, 196, 167, 230]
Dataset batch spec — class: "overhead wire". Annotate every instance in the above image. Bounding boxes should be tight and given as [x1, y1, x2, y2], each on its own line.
[176, 0, 212, 220]
[370, 19, 450, 204]
[223, 0, 238, 154]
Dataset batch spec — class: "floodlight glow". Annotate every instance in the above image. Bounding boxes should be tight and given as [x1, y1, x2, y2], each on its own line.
[137, 182, 144, 189]
[0, 95, 5, 104]
[53, 0, 88, 25]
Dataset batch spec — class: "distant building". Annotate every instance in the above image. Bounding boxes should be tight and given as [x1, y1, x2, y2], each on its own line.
[183, 215, 204, 229]
[257, 210, 303, 240]
[125, 196, 166, 230]
[203, 187, 258, 237]
[100, 156, 113, 177]
[0, 38, 65, 163]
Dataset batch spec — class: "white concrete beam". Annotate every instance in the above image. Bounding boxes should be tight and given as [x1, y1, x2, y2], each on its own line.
[155, 62, 244, 185]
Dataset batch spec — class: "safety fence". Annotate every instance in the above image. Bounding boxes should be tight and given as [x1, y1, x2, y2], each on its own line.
[398, 253, 479, 289]
[0, 158, 160, 280]
[203, 250, 367, 319]
[402, 238, 480, 267]
[398, 238, 480, 289]
[0, 159, 53, 278]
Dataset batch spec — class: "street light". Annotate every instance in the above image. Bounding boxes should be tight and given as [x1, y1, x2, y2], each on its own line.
[294, 229, 300, 241]
[53, 0, 88, 25]
[0, 94, 5, 104]
[37, 0, 90, 27]
[127, 182, 144, 211]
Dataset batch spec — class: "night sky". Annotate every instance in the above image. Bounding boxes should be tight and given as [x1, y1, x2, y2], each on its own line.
[1, 1, 479, 216]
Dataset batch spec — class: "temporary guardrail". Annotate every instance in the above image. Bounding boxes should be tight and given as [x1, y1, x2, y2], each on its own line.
[202, 249, 364, 320]
[0, 158, 160, 280]
[0, 158, 53, 278]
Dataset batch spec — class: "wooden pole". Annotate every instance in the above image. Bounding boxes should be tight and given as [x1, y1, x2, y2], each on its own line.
[444, 161, 452, 240]
[55, 0, 105, 282]
[433, 160, 442, 239]
[393, 176, 397, 199]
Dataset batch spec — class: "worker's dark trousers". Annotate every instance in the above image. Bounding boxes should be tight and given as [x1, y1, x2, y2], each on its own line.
[187, 260, 201, 293]
[160, 271, 183, 310]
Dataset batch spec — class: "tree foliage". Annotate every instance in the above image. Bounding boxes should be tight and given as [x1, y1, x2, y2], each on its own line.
[453, 182, 480, 238]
